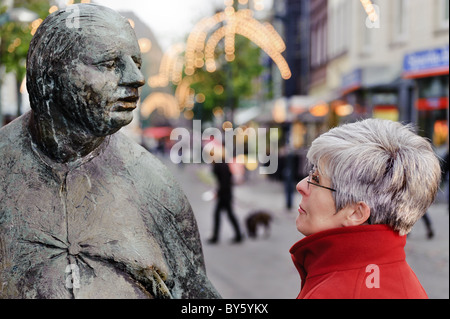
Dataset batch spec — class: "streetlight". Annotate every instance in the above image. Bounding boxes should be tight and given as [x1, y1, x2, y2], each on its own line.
[0, 7, 38, 127]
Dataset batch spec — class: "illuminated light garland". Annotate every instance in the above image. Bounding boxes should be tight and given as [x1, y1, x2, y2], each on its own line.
[185, 12, 227, 74]
[204, 26, 227, 70]
[225, 14, 236, 58]
[360, 0, 379, 22]
[138, 38, 152, 53]
[201, 10, 291, 79]
[175, 75, 202, 109]
[147, 1, 292, 119]
[30, 18, 43, 35]
[140, 92, 180, 119]
[148, 43, 185, 87]
[49, 5, 58, 14]
[235, 24, 291, 79]
[253, 0, 264, 11]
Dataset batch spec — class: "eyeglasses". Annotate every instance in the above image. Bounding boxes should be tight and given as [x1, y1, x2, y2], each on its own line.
[307, 169, 337, 192]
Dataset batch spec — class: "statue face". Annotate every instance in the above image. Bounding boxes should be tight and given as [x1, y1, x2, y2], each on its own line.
[60, 17, 145, 137]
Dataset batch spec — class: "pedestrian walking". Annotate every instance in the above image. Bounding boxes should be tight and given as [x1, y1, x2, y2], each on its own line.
[442, 150, 449, 210]
[417, 150, 449, 239]
[208, 148, 243, 244]
[421, 212, 434, 239]
[290, 119, 441, 299]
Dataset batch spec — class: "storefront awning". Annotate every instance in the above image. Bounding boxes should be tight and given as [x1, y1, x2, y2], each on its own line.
[341, 66, 401, 95]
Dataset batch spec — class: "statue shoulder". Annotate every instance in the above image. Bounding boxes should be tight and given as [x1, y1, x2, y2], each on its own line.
[0, 113, 32, 168]
[0, 113, 30, 149]
[111, 132, 190, 208]
[112, 132, 173, 178]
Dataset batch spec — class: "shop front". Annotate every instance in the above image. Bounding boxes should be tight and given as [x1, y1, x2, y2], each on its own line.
[403, 45, 449, 151]
[339, 66, 405, 125]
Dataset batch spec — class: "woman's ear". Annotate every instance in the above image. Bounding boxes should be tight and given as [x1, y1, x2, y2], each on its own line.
[343, 202, 371, 226]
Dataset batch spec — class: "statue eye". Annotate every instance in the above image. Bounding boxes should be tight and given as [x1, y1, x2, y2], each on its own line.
[96, 59, 117, 69]
[132, 57, 142, 70]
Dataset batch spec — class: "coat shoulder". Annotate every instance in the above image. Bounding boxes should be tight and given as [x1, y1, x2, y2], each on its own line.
[300, 271, 360, 299]
[300, 262, 428, 299]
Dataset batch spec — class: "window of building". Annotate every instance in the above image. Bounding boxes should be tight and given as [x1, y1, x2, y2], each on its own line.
[329, 0, 350, 59]
[393, 0, 409, 43]
[438, 0, 449, 30]
[311, 21, 327, 68]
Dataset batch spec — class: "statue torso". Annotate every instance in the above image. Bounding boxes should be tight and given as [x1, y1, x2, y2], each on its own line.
[0, 113, 218, 299]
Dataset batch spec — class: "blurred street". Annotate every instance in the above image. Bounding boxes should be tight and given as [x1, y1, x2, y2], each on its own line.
[162, 156, 449, 299]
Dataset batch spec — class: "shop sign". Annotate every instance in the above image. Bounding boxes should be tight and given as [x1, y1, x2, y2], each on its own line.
[403, 46, 449, 79]
[416, 97, 449, 111]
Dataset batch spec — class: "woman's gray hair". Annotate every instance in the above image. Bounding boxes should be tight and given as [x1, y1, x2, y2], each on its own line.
[307, 118, 441, 235]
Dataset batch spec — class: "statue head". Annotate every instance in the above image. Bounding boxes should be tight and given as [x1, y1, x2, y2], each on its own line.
[26, 4, 145, 137]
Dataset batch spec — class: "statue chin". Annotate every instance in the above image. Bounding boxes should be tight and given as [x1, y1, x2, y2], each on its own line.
[82, 109, 135, 137]
[108, 109, 135, 131]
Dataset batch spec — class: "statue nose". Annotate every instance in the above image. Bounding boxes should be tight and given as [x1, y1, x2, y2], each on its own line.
[119, 57, 145, 88]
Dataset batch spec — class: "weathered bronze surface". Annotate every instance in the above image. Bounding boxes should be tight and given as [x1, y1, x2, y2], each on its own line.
[0, 4, 220, 299]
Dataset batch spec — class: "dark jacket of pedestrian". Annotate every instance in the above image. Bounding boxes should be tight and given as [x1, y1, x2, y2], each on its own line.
[213, 161, 233, 201]
[290, 225, 428, 299]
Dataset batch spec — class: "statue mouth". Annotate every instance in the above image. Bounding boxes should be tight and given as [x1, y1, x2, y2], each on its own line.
[112, 95, 139, 111]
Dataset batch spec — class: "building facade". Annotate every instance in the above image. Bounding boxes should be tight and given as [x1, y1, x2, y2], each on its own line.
[302, 0, 449, 151]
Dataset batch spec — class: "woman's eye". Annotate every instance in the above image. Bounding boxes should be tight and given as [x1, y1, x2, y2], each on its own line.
[312, 175, 320, 184]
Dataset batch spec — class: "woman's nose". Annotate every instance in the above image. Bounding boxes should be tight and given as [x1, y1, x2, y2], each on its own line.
[296, 177, 309, 196]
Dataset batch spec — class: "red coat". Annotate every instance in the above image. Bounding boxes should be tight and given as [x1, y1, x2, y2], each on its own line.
[289, 225, 427, 299]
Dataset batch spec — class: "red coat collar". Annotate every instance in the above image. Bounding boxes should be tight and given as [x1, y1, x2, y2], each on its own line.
[289, 225, 406, 287]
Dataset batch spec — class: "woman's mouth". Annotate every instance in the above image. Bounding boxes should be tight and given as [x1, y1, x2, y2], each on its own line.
[298, 205, 307, 215]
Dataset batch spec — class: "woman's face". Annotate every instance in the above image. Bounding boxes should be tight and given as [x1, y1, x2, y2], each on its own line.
[295, 167, 347, 236]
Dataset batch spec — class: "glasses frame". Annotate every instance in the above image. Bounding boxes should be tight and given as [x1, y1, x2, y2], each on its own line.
[307, 169, 337, 192]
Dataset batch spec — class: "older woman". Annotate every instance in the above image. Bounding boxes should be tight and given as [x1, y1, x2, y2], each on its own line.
[290, 119, 441, 299]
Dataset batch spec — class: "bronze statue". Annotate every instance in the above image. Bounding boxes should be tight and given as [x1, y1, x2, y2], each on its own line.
[0, 4, 219, 299]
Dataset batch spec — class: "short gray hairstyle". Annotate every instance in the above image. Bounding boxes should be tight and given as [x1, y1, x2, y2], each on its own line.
[307, 118, 441, 235]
